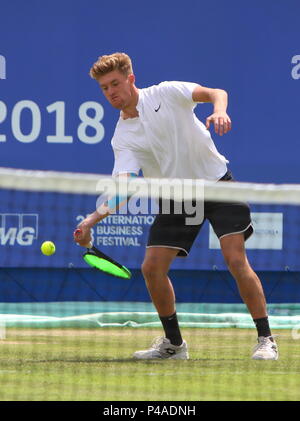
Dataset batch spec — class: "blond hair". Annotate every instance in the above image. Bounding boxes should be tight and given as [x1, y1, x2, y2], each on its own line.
[89, 52, 133, 80]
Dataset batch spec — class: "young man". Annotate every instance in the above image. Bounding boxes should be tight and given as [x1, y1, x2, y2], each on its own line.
[74, 52, 278, 361]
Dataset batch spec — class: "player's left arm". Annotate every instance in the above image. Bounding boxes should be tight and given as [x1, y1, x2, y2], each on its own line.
[192, 85, 232, 136]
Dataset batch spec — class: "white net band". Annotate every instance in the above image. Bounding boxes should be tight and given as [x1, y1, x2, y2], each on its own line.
[1, 166, 300, 204]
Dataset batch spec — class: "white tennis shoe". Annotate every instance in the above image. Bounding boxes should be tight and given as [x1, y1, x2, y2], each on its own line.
[252, 336, 279, 360]
[133, 337, 189, 360]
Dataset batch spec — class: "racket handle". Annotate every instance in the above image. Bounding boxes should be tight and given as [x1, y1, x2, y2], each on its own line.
[74, 228, 93, 249]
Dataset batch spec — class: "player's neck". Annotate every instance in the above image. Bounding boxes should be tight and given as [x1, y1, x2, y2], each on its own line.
[121, 86, 139, 119]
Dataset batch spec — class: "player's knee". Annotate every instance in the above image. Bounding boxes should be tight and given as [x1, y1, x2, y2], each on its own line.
[225, 256, 248, 275]
[141, 260, 167, 281]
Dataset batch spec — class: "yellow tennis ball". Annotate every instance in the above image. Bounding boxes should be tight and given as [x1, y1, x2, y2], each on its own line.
[41, 241, 56, 256]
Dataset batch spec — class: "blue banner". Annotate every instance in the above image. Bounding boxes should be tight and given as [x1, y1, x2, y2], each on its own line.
[1, 0, 300, 271]
[0, 187, 299, 271]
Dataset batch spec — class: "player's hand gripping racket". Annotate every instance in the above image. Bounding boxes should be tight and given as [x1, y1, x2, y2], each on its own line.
[74, 229, 132, 279]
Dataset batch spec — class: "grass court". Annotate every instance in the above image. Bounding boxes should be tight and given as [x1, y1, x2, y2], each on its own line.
[0, 327, 299, 401]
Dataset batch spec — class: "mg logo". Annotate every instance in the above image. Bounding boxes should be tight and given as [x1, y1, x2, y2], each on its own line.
[0, 213, 38, 246]
[0, 55, 6, 80]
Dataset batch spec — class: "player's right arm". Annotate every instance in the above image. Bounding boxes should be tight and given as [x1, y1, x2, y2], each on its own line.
[74, 129, 141, 247]
[73, 210, 107, 248]
[73, 172, 136, 247]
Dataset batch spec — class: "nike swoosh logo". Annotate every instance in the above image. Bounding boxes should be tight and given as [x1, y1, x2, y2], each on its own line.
[154, 103, 161, 112]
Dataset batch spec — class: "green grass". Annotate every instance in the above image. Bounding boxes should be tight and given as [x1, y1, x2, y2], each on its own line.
[0, 327, 299, 401]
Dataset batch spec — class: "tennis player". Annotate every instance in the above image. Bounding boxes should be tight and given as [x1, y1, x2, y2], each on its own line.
[74, 52, 278, 361]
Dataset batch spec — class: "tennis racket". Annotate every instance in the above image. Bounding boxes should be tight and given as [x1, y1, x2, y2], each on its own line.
[74, 229, 132, 279]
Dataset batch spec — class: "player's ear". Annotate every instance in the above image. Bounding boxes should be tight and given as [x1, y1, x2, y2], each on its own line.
[128, 73, 135, 85]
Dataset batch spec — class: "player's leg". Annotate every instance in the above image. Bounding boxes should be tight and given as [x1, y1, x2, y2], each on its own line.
[220, 233, 267, 320]
[141, 246, 179, 317]
[220, 233, 278, 360]
[133, 207, 202, 360]
[207, 199, 278, 360]
[142, 246, 185, 347]
[133, 246, 188, 360]
[133, 199, 205, 360]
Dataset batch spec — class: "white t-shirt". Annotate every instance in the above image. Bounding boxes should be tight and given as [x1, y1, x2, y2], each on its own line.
[111, 81, 228, 181]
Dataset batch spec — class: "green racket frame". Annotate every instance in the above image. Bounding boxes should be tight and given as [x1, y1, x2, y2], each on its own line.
[83, 246, 132, 279]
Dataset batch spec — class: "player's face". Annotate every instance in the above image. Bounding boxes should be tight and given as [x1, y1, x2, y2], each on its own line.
[98, 70, 135, 110]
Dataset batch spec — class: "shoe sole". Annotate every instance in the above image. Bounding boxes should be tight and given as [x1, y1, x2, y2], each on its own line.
[133, 353, 189, 360]
[252, 354, 279, 361]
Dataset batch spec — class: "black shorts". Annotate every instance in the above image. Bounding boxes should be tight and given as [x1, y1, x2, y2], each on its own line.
[147, 170, 253, 256]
